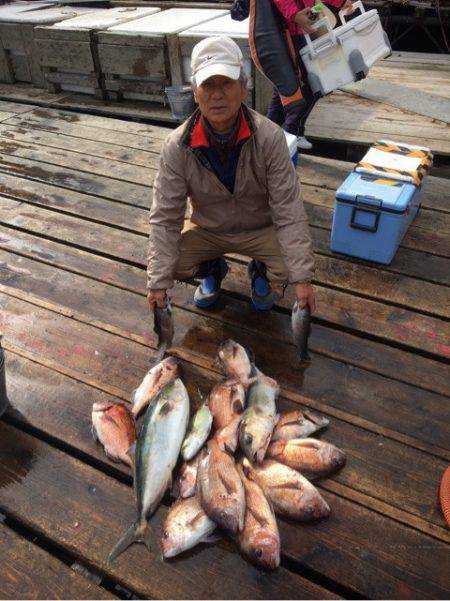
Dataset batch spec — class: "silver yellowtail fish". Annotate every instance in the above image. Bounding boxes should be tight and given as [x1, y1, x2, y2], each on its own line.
[239, 369, 279, 464]
[292, 301, 311, 363]
[108, 379, 189, 563]
[181, 403, 212, 462]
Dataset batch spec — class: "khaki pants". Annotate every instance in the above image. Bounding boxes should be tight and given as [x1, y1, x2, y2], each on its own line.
[174, 221, 289, 288]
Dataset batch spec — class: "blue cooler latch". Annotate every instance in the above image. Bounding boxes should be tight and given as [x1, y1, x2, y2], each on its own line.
[350, 196, 382, 233]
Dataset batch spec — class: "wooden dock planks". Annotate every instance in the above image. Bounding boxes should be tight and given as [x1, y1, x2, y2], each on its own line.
[0, 51, 448, 155]
[0, 90, 448, 599]
[0, 523, 118, 600]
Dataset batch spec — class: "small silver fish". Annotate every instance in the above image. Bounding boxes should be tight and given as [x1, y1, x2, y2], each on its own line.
[154, 299, 174, 361]
[292, 301, 311, 363]
[181, 403, 213, 462]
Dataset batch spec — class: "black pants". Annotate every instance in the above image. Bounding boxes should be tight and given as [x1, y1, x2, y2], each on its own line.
[266, 35, 318, 137]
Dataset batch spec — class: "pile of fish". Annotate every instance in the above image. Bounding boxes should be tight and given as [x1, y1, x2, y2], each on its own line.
[91, 341, 346, 570]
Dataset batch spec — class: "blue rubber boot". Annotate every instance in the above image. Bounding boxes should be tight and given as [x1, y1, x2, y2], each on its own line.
[248, 260, 275, 311]
[194, 258, 228, 308]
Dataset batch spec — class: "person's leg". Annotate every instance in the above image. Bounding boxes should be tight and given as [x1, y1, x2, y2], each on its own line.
[266, 86, 285, 126]
[232, 226, 289, 310]
[174, 222, 229, 308]
[295, 35, 320, 145]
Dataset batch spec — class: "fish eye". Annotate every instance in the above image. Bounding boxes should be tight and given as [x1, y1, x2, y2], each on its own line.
[245, 434, 253, 445]
[162, 529, 169, 539]
[254, 549, 263, 558]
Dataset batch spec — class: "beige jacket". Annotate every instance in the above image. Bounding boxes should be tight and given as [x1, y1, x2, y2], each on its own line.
[147, 106, 314, 290]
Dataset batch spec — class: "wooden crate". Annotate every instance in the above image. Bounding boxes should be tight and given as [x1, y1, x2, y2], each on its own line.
[179, 13, 273, 114]
[0, 5, 92, 87]
[97, 8, 228, 103]
[35, 7, 160, 97]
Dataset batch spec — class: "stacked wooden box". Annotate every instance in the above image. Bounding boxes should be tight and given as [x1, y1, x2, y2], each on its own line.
[179, 13, 273, 113]
[35, 7, 160, 98]
[96, 8, 228, 103]
[0, 3, 93, 87]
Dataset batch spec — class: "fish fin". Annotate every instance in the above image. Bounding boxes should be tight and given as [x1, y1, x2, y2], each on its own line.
[248, 507, 268, 528]
[244, 346, 255, 365]
[218, 470, 237, 496]
[91, 425, 98, 443]
[245, 376, 258, 387]
[130, 388, 138, 405]
[200, 532, 220, 544]
[108, 521, 144, 564]
[143, 525, 159, 555]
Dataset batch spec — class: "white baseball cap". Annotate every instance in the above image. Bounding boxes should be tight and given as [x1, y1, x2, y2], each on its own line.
[191, 35, 244, 88]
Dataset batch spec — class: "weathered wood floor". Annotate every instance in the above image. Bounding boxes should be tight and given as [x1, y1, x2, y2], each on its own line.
[0, 51, 448, 159]
[0, 96, 449, 599]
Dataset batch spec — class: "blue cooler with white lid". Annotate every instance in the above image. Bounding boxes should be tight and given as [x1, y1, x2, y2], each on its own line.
[284, 131, 298, 167]
[330, 172, 422, 264]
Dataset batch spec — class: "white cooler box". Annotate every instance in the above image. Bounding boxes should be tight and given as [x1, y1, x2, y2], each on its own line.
[300, 0, 391, 96]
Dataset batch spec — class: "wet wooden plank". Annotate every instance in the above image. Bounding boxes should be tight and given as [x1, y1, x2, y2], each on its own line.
[0, 522, 117, 600]
[0, 154, 151, 206]
[0, 111, 17, 122]
[21, 106, 171, 138]
[312, 226, 450, 287]
[6, 113, 167, 152]
[0, 168, 450, 285]
[0, 137, 156, 186]
[0, 422, 338, 600]
[1, 196, 448, 352]
[0, 83, 71, 105]
[2, 114, 448, 221]
[0, 422, 448, 599]
[4, 350, 449, 539]
[0, 100, 38, 114]
[308, 91, 450, 156]
[1, 285, 448, 459]
[0, 168, 447, 287]
[1, 226, 448, 398]
[0, 122, 159, 165]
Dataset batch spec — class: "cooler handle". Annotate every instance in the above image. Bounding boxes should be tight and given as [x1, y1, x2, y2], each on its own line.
[304, 17, 337, 58]
[350, 196, 381, 233]
[339, 0, 365, 25]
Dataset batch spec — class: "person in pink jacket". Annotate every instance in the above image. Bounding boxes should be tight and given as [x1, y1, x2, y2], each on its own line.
[267, 0, 356, 149]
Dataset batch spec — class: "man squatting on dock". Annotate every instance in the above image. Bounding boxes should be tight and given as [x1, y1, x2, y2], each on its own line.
[147, 36, 315, 315]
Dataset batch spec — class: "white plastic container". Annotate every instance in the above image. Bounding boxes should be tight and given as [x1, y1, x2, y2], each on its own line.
[284, 131, 298, 167]
[300, 1, 391, 96]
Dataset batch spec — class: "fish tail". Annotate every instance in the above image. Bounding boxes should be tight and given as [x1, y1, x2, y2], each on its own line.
[107, 520, 147, 564]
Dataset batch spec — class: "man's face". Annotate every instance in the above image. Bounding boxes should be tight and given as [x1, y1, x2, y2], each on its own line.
[194, 75, 247, 131]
